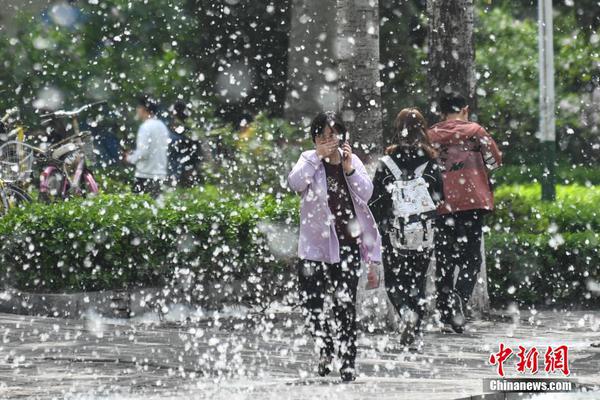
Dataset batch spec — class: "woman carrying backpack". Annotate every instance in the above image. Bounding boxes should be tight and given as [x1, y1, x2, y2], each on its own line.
[369, 108, 444, 349]
[288, 112, 381, 382]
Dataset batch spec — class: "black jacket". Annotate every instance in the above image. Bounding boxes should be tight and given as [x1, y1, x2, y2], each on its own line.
[369, 146, 444, 230]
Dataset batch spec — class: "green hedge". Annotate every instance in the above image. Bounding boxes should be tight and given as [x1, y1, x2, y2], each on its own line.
[0, 183, 598, 307]
[491, 184, 600, 233]
[0, 187, 298, 304]
[487, 232, 599, 306]
[487, 184, 600, 306]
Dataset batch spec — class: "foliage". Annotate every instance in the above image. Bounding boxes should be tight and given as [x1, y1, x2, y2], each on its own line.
[0, 188, 298, 305]
[379, 0, 428, 141]
[488, 184, 600, 306]
[0, 0, 290, 137]
[0, 1, 597, 167]
[475, 4, 600, 165]
[202, 113, 308, 194]
[1, 182, 599, 307]
[491, 184, 600, 233]
[487, 231, 599, 307]
[0, 0, 205, 125]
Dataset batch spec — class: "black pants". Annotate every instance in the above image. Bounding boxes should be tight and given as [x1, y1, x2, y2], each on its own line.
[435, 210, 484, 321]
[132, 178, 163, 198]
[297, 243, 360, 369]
[383, 243, 431, 334]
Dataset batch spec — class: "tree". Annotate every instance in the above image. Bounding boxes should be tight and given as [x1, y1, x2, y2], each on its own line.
[427, 0, 476, 111]
[285, 0, 339, 123]
[335, 0, 383, 159]
[426, 0, 490, 314]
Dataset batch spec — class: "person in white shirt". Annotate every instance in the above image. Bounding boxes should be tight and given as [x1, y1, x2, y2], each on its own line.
[126, 95, 170, 197]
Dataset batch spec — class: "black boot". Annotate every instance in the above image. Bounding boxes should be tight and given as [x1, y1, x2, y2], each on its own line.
[400, 319, 416, 347]
[441, 292, 466, 333]
[340, 358, 356, 382]
[318, 352, 333, 377]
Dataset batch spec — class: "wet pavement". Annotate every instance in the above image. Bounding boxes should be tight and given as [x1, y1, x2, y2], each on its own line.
[0, 308, 599, 399]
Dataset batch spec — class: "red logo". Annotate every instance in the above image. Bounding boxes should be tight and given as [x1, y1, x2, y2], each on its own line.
[489, 343, 569, 377]
[544, 345, 570, 376]
[516, 345, 539, 374]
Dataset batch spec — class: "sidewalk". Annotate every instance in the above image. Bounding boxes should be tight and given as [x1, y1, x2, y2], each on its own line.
[0, 307, 598, 399]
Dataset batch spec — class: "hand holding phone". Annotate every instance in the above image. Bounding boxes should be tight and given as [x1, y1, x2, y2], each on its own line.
[342, 140, 353, 174]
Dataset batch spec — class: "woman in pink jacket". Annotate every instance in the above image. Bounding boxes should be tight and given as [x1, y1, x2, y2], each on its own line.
[288, 112, 381, 382]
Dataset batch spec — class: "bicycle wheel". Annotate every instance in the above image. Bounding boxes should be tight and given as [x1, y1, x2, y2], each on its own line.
[0, 184, 31, 215]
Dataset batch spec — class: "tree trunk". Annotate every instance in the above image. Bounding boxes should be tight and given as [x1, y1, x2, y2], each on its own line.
[335, 0, 383, 160]
[285, 0, 339, 123]
[426, 0, 490, 315]
[427, 0, 476, 111]
[334, 0, 387, 330]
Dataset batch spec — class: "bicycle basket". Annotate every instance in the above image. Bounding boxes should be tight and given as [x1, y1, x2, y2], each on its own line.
[0, 141, 33, 183]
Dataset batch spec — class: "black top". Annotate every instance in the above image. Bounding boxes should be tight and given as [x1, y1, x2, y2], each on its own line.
[323, 160, 357, 246]
[369, 146, 444, 230]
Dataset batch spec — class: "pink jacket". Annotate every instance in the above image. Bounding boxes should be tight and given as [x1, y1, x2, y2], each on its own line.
[288, 150, 382, 264]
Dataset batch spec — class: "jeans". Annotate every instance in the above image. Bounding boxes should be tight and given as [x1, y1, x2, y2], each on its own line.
[297, 243, 360, 369]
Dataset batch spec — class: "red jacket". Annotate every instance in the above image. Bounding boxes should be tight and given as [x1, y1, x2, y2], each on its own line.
[427, 120, 502, 214]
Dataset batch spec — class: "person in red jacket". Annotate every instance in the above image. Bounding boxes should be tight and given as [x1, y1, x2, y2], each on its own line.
[427, 93, 502, 333]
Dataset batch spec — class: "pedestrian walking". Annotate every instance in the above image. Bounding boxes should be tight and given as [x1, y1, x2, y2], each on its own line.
[427, 93, 502, 333]
[370, 108, 444, 349]
[125, 94, 170, 197]
[288, 111, 381, 382]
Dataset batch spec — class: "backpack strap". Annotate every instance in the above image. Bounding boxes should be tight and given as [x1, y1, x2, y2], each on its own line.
[414, 161, 429, 178]
[380, 155, 403, 180]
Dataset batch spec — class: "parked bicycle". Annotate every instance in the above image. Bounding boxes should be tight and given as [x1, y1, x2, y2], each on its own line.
[35, 101, 107, 201]
[0, 108, 32, 214]
[5, 101, 106, 202]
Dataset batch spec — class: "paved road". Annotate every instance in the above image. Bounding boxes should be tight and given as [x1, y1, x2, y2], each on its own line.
[0, 307, 599, 399]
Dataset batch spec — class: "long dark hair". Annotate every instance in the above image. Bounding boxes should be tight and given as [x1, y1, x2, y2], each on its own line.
[385, 108, 436, 158]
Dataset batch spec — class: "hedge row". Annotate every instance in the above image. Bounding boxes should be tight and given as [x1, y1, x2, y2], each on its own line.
[487, 184, 599, 306]
[490, 184, 600, 233]
[0, 187, 298, 304]
[0, 183, 598, 306]
[486, 231, 599, 306]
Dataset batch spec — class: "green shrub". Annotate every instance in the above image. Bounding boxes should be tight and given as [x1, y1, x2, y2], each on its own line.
[491, 184, 600, 233]
[487, 184, 600, 306]
[1, 182, 598, 307]
[0, 187, 298, 304]
[487, 231, 600, 307]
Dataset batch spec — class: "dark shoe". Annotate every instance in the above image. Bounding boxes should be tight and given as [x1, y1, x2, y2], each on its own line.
[399, 321, 416, 347]
[440, 292, 466, 333]
[340, 357, 356, 382]
[318, 354, 333, 377]
[442, 321, 464, 334]
[340, 368, 356, 382]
